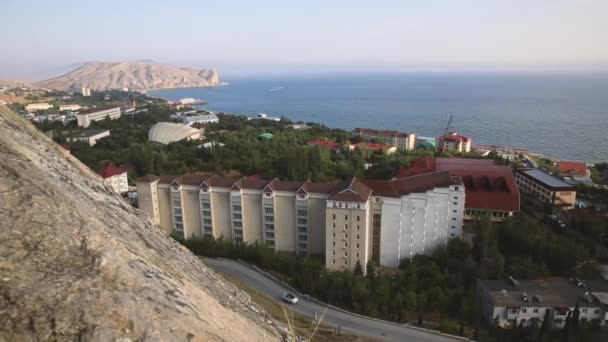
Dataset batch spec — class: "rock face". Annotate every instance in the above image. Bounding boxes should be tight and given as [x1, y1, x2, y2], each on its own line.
[0, 104, 283, 341]
[35, 62, 222, 91]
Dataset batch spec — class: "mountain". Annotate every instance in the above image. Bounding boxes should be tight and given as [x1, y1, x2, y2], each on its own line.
[35, 61, 222, 91]
[0, 104, 284, 341]
[0, 80, 32, 88]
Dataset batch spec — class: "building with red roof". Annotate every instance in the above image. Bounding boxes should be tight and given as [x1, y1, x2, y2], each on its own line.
[557, 161, 590, 182]
[98, 163, 128, 194]
[437, 131, 472, 153]
[398, 157, 520, 221]
[306, 139, 354, 151]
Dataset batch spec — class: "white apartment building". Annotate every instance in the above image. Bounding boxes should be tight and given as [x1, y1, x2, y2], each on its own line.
[136, 173, 465, 270]
[68, 129, 110, 146]
[478, 278, 608, 328]
[179, 113, 219, 126]
[59, 104, 82, 111]
[76, 106, 121, 128]
[354, 128, 416, 151]
[25, 103, 53, 112]
[437, 132, 472, 153]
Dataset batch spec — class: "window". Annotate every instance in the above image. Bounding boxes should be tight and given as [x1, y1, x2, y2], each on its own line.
[344, 233, 348, 239]
[451, 226, 456, 229]
[174, 208, 182, 215]
[332, 241, 336, 247]
[521, 308, 527, 314]
[297, 218, 307, 225]
[298, 243, 307, 249]
[332, 259, 336, 265]
[357, 204, 360, 209]
[265, 232, 274, 239]
[581, 308, 588, 314]
[357, 225, 360, 230]
[508, 308, 518, 315]
[344, 224, 348, 230]
[265, 223, 274, 231]
[232, 205, 241, 212]
[594, 309, 600, 314]
[345, 215, 348, 220]
[533, 308, 539, 313]
[202, 202, 211, 209]
[356, 215, 360, 221]
[356, 252, 359, 258]
[298, 227, 307, 233]
[265, 192, 272, 197]
[356, 243, 360, 248]
[332, 250, 335, 256]
[452, 217, 456, 221]
[202, 188, 208, 193]
[203, 218, 212, 225]
[453, 202, 457, 205]
[332, 232, 336, 238]
[264, 215, 273, 222]
[344, 251, 348, 257]
[233, 221, 242, 228]
[202, 210, 211, 217]
[332, 214, 336, 220]
[172, 200, 181, 207]
[332, 223, 336, 229]
[297, 209, 307, 216]
[264, 207, 273, 214]
[455, 186, 459, 191]
[343, 260, 347, 266]
[453, 196, 458, 200]
[299, 194, 305, 199]
[450, 233, 455, 237]
[344, 242, 348, 248]
[233, 213, 242, 220]
[172, 186, 179, 191]
[453, 210, 457, 213]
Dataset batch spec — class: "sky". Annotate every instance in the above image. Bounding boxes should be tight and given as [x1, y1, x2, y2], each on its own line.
[0, 0, 607, 80]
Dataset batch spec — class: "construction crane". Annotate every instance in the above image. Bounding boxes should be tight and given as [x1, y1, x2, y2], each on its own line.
[443, 114, 454, 137]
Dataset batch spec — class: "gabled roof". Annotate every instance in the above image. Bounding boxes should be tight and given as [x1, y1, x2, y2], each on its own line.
[298, 181, 336, 194]
[328, 177, 372, 202]
[135, 174, 160, 183]
[557, 161, 588, 176]
[203, 175, 236, 188]
[158, 176, 178, 184]
[98, 163, 126, 179]
[174, 174, 205, 186]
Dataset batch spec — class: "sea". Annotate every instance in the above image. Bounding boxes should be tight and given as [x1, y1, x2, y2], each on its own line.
[149, 73, 608, 164]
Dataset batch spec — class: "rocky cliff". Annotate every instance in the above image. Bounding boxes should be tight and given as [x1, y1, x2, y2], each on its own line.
[0, 104, 284, 341]
[35, 62, 222, 91]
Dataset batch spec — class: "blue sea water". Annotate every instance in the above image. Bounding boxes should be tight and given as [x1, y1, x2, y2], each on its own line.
[149, 73, 608, 163]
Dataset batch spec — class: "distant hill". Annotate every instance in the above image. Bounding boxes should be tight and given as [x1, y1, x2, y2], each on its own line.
[35, 61, 222, 91]
[0, 80, 33, 88]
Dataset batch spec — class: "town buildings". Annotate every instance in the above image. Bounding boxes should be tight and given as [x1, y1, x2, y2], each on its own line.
[68, 129, 110, 146]
[354, 128, 416, 151]
[59, 104, 82, 111]
[516, 169, 577, 210]
[76, 106, 121, 128]
[437, 132, 472, 153]
[25, 103, 53, 112]
[478, 278, 608, 328]
[148, 122, 203, 145]
[98, 163, 129, 194]
[171, 113, 219, 126]
[557, 161, 591, 183]
[398, 158, 520, 221]
[353, 142, 397, 154]
[136, 173, 465, 270]
[81, 87, 91, 96]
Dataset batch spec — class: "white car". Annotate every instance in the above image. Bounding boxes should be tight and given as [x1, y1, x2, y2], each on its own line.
[282, 292, 298, 304]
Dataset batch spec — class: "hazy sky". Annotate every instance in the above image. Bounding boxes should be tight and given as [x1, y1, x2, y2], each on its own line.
[1, 0, 607, 80]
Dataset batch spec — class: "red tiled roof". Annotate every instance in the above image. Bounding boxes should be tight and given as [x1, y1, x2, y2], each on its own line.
[135, 174, 159, 183]
[265, 180, 305, 192]
[203, 175, 237, 188]
[158, 176, 178, 184]
[354, 142, 391, 150]
[557, 161, 588, 177]
[174, 174, 205, 186]
[328, 177, 372, 202]
[398, 157, 520, 212]
[439, 132, 470, 143]
[306, 140, 340, 150]
[354, 128, 412, 138]
[363, 172, 459, 198]
[235, 178, 272, 190]
[298, 181, 336, 194]
[98, 163, 126, 179]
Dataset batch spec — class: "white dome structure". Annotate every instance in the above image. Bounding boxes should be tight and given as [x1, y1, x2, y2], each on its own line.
[148, 122, 202, 145]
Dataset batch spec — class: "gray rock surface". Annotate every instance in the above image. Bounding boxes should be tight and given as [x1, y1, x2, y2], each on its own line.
[35, 61, 221, 91]
[0, 104, 284, 341]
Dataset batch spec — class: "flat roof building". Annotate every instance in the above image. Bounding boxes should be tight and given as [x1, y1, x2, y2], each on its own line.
[516, 169, 576, 210]
[354, 128, 416, 151]
[25, 103, 53, 112]
[68, 129, 110, 146]
[76, 106, 121, 128]
[478, 278, 608, 328]
[178, 113, 219, 126]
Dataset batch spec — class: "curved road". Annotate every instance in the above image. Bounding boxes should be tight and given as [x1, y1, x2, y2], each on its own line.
[203, 258, 465, 342]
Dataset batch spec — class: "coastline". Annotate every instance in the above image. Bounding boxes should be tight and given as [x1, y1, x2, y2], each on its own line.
[141, 82, 230, 94]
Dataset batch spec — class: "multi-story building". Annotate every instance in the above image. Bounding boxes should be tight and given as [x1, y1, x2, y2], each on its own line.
[136, 173, 465, 270]
[25, 103, 53, 112]
[59, 104, 82, 111]
[68, 129, 110, 146]
[399, 158, 520, 222]
[178, 113, 219, 126]
[478, 278, 608, 328]
[354, 128, 416, 151]
[98, 163, 128, 194]
[76, 106, 121, 128]
[516, 169, 576, 210]
[437, 132, 472, 153]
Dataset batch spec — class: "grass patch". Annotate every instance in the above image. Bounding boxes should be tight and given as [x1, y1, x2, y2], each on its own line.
[218, 272, 370, 341]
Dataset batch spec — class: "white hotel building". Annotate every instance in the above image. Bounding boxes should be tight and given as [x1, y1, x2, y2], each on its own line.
[136, 172, 465, 270]
[76, 106, 121, 128]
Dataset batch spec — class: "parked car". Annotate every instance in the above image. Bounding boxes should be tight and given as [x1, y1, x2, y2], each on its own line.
[282, 292, 298, 304]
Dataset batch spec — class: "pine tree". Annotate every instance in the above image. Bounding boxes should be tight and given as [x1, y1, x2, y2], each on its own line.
[365, 260, 376, 279]
[353, 260, 363, 276]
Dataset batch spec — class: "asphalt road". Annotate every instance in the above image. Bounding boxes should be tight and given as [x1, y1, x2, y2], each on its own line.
[203, 258, 464, 342]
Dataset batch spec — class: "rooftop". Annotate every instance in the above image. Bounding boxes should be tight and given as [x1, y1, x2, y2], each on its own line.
[519, 169, 575, 190]
[557, 161, 588, 177]
[480, 278, 608, 308]
[398, 157, 520, 212]
[98, 163, 126, 179]
[328, 177, 372, 202]
[363, 171, 460, 198]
